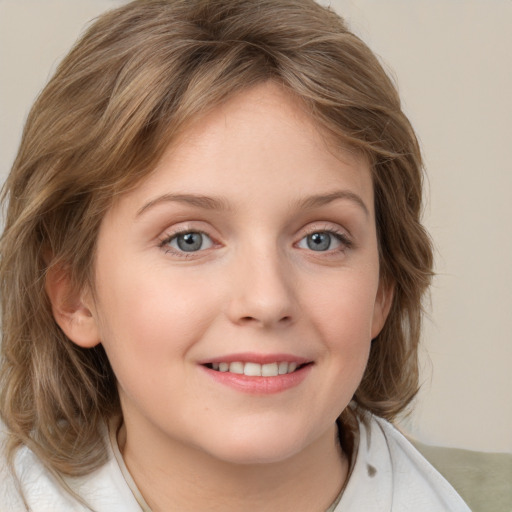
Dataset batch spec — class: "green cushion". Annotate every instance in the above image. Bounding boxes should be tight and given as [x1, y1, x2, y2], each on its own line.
[410, 440, 512, 512]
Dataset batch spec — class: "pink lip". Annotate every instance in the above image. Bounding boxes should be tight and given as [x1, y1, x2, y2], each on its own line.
[198, 352, 311, 365]
[199, 357, 313, 395]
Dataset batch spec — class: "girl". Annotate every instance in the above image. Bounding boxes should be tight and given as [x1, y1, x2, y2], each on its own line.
[0, 0, 470, 510]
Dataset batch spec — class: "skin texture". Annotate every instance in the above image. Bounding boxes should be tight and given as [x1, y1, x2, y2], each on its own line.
[49, 82, 392, 511]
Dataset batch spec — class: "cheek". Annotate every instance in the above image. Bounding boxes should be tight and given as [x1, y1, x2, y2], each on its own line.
[94, 263, 221, 362]
[302, 269, 378, 373]
[306, 269, 379, 332]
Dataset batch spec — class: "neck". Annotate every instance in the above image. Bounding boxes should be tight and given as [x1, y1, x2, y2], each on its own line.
[118, 419, 349, 512]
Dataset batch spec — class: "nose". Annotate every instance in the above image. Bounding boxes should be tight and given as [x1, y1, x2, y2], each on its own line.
[225, 246, 297, 328]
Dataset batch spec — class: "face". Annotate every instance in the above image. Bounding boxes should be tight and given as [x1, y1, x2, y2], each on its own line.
[70, 82, 390, 465]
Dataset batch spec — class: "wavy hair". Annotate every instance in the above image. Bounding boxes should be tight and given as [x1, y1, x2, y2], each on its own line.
[0, 0, 433, 477]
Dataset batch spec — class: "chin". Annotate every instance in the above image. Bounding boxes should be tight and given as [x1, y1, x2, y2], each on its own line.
[198, 423, 315, 466]
[210, 445, 303, 467]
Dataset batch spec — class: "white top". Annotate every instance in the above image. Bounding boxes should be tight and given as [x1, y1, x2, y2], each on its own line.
[0, 414, 471, 512]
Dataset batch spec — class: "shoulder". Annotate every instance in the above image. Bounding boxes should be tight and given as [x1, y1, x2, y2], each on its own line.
[336, 413, 472, 512]
[0, 442, 86, 512]
[0, 430, 141, 512]
[0, 448, 25, 511]
[371, 416, 471, 510]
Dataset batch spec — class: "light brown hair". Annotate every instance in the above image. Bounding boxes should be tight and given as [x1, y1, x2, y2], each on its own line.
[0, 0, 433, 477]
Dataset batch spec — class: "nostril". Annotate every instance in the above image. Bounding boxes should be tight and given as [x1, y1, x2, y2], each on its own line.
[239, 315, 292, 324]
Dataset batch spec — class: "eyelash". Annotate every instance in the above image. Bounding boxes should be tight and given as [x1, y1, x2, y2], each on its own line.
[158, 226, 353, 257]
[298, 226, 353, 252]
[158, 229, 215, 258]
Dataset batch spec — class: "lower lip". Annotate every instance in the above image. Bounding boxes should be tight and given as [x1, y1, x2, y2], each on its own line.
[200, 364, 312, 394]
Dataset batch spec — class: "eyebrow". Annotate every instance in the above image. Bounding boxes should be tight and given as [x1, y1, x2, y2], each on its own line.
[136, 193, 232, 217]
[136, 190, 369, 217]
[297, 190, 370, 217]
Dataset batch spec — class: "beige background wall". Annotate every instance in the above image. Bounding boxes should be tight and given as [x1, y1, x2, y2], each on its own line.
[1, 0, 510, 453]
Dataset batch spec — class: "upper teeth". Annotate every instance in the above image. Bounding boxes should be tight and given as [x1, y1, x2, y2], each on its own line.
[211, 361, 298, 376]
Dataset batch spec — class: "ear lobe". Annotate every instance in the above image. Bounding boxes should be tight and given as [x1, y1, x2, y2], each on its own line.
[45, 265, 101, 348]
[371, 280, 394, 340]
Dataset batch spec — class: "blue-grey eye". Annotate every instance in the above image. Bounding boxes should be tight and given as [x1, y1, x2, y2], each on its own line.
[168, 232, 213, 252]
[297, 232, 343, 251]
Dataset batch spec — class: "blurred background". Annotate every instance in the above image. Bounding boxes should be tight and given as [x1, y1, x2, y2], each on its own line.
[0, 0, 510, 453]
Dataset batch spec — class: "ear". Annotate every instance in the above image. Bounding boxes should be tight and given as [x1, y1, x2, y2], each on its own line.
[45, 265, 101, 348]
[371, 279, 394, 340]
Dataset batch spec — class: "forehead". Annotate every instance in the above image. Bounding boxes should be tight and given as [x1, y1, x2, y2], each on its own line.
[110, 82, 374, 218]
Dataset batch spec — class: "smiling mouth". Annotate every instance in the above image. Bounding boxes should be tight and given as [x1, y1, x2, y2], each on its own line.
[203, 361, 310, 377]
